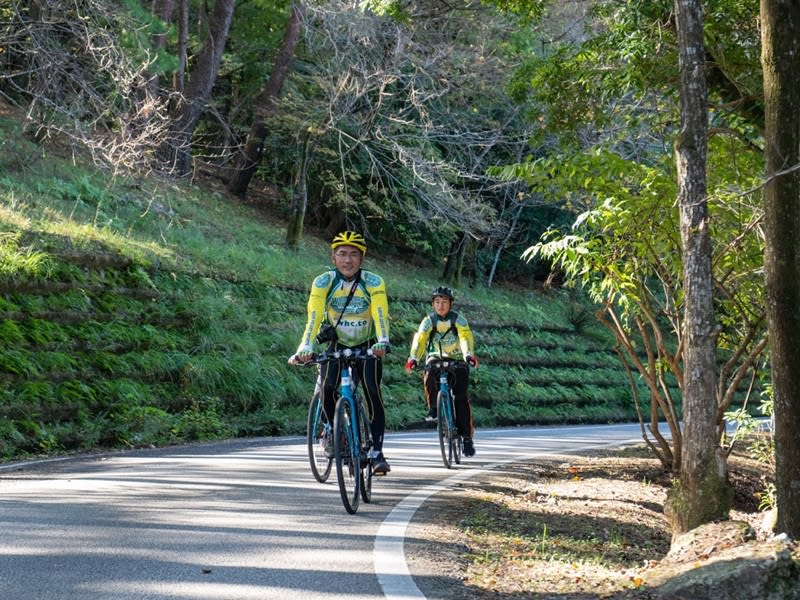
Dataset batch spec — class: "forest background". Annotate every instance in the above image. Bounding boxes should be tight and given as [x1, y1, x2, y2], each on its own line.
[1, 0, 793, 540]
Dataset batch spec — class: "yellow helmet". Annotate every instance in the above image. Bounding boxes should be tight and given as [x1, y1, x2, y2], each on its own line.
[331, 231, 367, 254]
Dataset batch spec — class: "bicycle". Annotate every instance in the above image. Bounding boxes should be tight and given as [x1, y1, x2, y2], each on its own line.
[306, 375, 332, 483]
[293, 348, 376, 514]
[424, 357, 463, 469]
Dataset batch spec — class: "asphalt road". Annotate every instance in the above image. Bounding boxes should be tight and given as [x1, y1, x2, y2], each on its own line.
[0, 423, 648, 599]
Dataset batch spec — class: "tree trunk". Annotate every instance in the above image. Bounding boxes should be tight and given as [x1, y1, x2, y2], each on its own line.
[165, 0, 236, 174]
[761, 0, 800, 538]
[664, 0, 732, 540]
[174, 0, 188, 94]
[487, 202, 524, 288]
[228, 4, 304, 197]
[453, 237, 466, 287]
[285, 130, 314, 250]
[441, 234, 466, 285]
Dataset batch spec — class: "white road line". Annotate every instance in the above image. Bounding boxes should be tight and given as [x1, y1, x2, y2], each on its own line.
[374, 464, 486, 599]
[374, 438, 642, 599]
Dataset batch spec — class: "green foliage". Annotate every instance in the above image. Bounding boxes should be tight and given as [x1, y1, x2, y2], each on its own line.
[0, 419, 30, 459]
[516, 151, 678, 311]
[172, 397, 235, 442]
[756, 482, 776, 512]
[565, 301, 595, 334]
[0, 233, 52, 280]
[510, 107, 767, 469]
[724, 385, 776, 511]
[363, 0, 413, 23]
[0, 319, 24, 345]
[508, 0, 761, 152]
[117, 0, 179, 75]
[111, 404, 176, 448]
[482, 0, 547, 22]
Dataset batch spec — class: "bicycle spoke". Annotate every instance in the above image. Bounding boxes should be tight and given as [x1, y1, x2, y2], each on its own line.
[307, 392, 332, 483]
[359, 403, 372, 503]
[335, 398, 360, 514]
[437, 392, 453, 469]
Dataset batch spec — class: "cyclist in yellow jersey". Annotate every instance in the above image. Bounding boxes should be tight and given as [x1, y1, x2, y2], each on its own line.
[404, 286, 480, 457]
[293, 231, 392, 475]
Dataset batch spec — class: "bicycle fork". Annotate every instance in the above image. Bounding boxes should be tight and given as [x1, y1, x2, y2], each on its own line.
[343, 365, 373, 465]
[439, 371, 454, 429]
[340, 366, 361, 465]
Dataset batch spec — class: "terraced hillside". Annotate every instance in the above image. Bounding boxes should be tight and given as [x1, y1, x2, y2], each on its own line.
[0, 228, 649, 462]
[389, 300, 645, 428]
[0, 111, 650, 461]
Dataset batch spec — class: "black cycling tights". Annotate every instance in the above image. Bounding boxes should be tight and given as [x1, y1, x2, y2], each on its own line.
[423, 361, 473, 438]
[321, 353, 386, 453]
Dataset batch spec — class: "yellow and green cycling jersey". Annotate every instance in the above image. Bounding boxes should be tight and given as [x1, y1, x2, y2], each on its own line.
[408, 311, 474, 362]
[297, 268, 390, 352]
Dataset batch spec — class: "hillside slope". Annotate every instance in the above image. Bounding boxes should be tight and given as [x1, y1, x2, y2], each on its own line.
[0, 107, 646, 462]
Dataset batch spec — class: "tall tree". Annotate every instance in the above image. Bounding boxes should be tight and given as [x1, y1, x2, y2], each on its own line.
[519, 146, 767, 474]
[164, 0, 236, 174]
[508, 1, 768, 480]
[664, 0, 732, 537]
[228, 3, 304, 198]
[761, 0, 800, 537]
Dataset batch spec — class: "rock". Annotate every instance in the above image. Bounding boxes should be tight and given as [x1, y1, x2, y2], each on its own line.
[663, 520, 756, 564]
[641, 521, 800, 599]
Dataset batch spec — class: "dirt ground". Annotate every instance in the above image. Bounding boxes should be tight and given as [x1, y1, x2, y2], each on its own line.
[405, 438, 777, 599]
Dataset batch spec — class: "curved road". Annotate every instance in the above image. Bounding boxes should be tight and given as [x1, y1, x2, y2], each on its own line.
[0, 423, 646, 599]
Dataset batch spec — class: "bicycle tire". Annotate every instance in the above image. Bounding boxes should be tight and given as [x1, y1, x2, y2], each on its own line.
[357, 394, 373, 503]
[446, 389, 462, 464]
[453, 423, 463, 465]
[307, 392, 332, 483]
[437, 392, 454, 469]
[334, 397, 360, 514]
[449, 393, 462, 465]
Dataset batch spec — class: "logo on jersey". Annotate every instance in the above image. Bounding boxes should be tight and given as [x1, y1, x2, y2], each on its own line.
[331, 295, 369, 314]
[361, 271, 382, 287]
[314, 272, 334, 288]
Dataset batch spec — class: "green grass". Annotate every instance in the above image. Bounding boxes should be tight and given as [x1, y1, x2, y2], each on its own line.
[0, 111, 644, 461]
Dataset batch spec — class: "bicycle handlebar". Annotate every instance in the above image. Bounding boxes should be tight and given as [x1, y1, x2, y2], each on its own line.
[289, 347, 384, 366]
[422, 357, 467, 371]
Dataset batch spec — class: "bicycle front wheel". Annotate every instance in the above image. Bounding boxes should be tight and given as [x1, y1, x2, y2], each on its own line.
[334, 397, 360, 514]
[437, 392, 454, 469]
[307, 392, 332, 483]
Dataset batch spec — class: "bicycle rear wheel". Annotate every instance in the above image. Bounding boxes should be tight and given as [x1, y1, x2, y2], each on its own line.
[453, 427, 463, 465]
[307, 392, 332, 483]
[437, 392, 454, 469]
[447, 392, 462, 464]
[358, 396, 372, 503]
[334, 397, 360, 514]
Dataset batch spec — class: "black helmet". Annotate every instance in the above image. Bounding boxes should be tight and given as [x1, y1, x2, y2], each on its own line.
[431, 286, 454, 301]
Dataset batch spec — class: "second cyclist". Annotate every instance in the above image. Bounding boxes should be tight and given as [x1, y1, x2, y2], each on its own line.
[404, 286, 479, 457]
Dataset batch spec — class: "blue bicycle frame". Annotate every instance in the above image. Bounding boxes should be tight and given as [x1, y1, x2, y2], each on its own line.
[294, 347, 378, 513]
[334, 349, 375, 513]
[426, 357, 462, 469]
